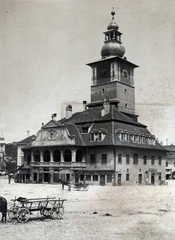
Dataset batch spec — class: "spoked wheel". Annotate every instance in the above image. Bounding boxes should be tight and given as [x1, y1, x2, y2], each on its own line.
[51, 206, 64, 219]
[43, 208, 52, 217]
[17, 208, 30, 223]
[8, 206, 18, 219]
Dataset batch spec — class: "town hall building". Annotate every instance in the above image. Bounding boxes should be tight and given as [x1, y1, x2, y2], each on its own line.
[21, 9, 167, 186]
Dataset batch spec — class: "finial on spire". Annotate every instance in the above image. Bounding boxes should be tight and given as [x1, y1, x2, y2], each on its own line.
[111, 7, 115, 20]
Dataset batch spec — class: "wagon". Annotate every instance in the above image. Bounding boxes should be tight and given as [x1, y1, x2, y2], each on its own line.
[8, 196, 66, 223]
[74, 182, 89, 191]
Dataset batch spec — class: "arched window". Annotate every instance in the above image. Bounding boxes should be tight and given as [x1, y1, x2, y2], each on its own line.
[76, 149, 83, 162]
[53, 150, 61, 162]
[133, 154, 138, 165]
[43, 150, 50, 162]
[64, 149, 72, 162]
[34, 150, 40, 162]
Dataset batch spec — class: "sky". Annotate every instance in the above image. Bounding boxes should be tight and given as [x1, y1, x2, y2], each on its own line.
[0, 0, 175, 145]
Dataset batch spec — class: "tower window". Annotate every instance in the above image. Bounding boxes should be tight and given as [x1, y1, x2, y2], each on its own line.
[125, 104, 127, 108]
[125, 89, 127, 93]
[102, 89, 105, 94]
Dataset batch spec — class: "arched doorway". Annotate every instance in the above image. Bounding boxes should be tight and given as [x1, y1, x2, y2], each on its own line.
[138, 174, 142, 184]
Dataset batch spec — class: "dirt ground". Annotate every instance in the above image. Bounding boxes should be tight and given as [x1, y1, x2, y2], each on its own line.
[0, 176, 175, 240]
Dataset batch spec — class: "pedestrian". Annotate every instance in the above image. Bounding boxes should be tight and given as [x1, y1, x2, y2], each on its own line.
[8, 174, 11, 184]
[62, 180, 64, 190]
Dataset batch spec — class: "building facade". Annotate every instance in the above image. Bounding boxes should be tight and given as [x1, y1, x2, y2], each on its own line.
[165, 145, 175, 179]
[22, 10, 167, 186]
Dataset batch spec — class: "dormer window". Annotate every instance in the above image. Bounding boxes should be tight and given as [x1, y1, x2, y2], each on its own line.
[82, 127, 88, 133]
[90, 133, 94, 142]
[142, 136, 145, 144]
[99, 132, 102, 141]
[121, 133, 125, 141]
[133, 135, 137, 143]
[138, 136, 141, 143]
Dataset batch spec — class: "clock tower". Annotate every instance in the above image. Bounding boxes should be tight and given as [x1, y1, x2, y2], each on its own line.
[87, 9, 138, 119]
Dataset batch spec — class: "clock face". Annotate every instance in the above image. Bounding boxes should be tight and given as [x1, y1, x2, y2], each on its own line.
[100, 69, 107, 77]
[122, 69, 129, 79]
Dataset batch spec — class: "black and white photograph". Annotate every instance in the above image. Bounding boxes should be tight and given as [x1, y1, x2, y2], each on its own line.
[0, 0, 175, 239]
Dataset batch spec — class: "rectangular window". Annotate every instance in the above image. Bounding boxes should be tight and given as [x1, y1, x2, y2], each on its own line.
[107, 174, 112, 182]
[133, 154, 138, 165]
[133, 135, 137, 143]
[118, 154, 122, 164]
[151, 156, 155, 165]
[138, 136, 141, 143]
[158, 157, 162, 165]
[126, 134, 129, 142]
[142, 136, 145, 144]
[98, 132, 102, 141]
[93, 175, 98, 181]
[126, 174, 129, 181]
[86, 175, 91, 181]
[174, 162, 175, 167]
[166, 162, 168, 167]
[126, 155, 130, 164]
[101, 154, 107, 164]
[90, 154, 95, 164]
[82, 127, 88, 133]
[143, 156, 147, 165]
[90, 133, 94, 141]
[121, 133, 124, 141]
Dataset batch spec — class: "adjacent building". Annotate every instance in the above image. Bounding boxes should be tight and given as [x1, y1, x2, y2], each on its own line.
[22, 9, 167, 185]
[165, 145, 175, 179]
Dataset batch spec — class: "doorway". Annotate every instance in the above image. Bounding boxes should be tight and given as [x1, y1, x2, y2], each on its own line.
[66, 174, 70, 181]
[100, 175, 105, 186]
[151, 174, 155, 185]
[138, 174, 142, 184]
[118, 174, 121, 186]
[44, 173, 49, 182]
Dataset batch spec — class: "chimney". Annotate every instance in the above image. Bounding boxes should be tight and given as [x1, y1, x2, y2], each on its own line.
[101, 97, 110, 117]
[27, 130, 30, 137]
[83, 101, 87, 111]
[66, 104, 72, 119]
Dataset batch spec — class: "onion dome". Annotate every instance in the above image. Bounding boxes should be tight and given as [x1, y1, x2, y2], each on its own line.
[101, 42, 125, 58]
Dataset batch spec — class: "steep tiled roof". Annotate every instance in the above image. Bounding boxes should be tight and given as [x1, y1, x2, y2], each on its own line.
[17, 135, 35, 145]
[60, 105, 145, 127]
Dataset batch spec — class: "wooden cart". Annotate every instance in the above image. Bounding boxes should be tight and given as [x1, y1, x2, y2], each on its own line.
[73, 182, 89, 191]
[8, 197, 66, 223]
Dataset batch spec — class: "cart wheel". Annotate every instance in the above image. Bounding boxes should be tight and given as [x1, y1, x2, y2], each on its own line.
[51, 206, 64, 219]
[17, 208, 30, 223]
[43, 209, 52, 217]
[8, 206, 18, 219]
